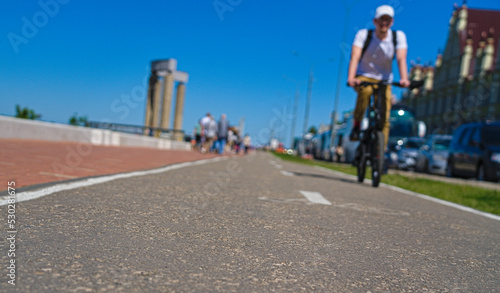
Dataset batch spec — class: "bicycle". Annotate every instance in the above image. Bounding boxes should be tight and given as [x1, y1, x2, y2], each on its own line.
[350, 80, 422, 187]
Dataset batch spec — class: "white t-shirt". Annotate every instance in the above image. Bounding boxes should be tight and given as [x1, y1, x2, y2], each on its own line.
[200, 116, 211, 134]
[353, 29, 407, 82]
[206, 119, 217, 138]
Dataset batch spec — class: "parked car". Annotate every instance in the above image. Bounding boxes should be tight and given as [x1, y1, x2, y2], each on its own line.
[446, 122, 500, 181]
[397, 137, 425, 171]
[415, 135, 452, 175]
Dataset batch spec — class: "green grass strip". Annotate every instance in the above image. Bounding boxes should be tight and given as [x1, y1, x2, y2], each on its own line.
[272, 152, 500, 216]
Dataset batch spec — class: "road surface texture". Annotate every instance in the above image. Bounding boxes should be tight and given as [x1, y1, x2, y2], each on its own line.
[0, 145, 498, 292]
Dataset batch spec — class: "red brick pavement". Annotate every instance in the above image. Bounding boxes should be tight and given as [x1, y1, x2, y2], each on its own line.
[0, 139, 220, 190]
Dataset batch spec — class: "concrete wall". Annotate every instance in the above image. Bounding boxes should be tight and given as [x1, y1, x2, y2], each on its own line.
[0, 115, 191, 151]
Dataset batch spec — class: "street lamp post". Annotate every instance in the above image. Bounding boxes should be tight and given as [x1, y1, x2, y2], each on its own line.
[283, 76, 303, 149]
[291, 51, 315, 138]
[303, 66, 314, 136]
[291, 84, 300, 149]
[330, 0, 363, 151]
[292, 51, 334, 137]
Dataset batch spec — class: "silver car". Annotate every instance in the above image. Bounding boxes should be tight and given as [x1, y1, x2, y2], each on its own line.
[397, 137, 425, 171]
[415, 135, 452, 175]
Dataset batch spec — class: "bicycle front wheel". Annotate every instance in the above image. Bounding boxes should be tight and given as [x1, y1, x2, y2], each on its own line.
[357, 143, 367, 183]
[371, 131, 384, 187]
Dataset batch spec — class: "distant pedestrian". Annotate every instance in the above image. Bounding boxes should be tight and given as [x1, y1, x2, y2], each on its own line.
[235, 133, 242, 154]
[193, 119, 202, 151]
[205, 116, 218, 153]
[200, 113, 212, 153]
[228, 127, 238, 154]
[216, 114, 229, 155]
[243, 134, 251, 154]
[335, 145, 344, 162]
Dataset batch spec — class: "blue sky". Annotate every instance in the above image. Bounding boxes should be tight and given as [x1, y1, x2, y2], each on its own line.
[1, 0, 499, 147]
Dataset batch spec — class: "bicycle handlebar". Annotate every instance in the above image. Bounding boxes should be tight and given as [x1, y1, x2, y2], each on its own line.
[347, 80, 424, 90]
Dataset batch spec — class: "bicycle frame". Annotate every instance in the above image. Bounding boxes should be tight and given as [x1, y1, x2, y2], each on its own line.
[356, 81, 388, 187]
[362, 83, 388, 138]
[352, 80, 421, 187]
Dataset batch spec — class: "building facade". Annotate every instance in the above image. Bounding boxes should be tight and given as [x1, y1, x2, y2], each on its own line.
[399, 2, 500, 135]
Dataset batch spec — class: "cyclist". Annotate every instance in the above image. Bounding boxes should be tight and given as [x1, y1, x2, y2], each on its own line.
[347, 4, 410, 149]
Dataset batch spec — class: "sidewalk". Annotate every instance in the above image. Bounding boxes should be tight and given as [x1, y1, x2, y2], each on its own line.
[0, 139, 219, 191]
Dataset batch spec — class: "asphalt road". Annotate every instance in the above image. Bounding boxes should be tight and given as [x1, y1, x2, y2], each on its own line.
[1, 152, 498, 292]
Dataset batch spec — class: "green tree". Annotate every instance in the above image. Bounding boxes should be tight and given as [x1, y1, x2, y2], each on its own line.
[15, 105, 41, 120]
[69, 113, 89, 127]
[308, 126, 318, 134]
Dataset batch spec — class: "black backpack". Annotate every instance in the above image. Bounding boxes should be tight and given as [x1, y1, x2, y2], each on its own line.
[361, 29, 398, 60]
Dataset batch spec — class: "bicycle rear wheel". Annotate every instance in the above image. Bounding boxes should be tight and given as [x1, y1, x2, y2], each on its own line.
[357, 143, 367, 183]
[371, 131, 384, 187]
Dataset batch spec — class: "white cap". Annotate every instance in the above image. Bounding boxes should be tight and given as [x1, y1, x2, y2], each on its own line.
[375, 5, 394, 19]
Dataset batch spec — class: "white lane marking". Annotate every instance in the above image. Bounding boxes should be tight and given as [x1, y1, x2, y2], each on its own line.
[383, 184, 500, 221]
[280, 171, 294, 177]
[259, 196, 408, 215]
[299, 190, 332, 206]
[258, 197, 307, 204]
[0, 157, 225, 206]
[313, 166, 500, 222]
